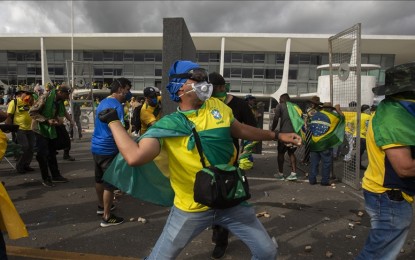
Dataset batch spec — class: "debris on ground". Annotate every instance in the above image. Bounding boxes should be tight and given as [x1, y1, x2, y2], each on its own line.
[305, 245, 312, 252]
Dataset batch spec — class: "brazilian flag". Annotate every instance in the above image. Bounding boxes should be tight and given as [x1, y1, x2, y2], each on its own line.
[373, 97, 415, 147]
[308, 109, 345, 152]
[103, 111, 235, 207]
[286, 101, 304, 135]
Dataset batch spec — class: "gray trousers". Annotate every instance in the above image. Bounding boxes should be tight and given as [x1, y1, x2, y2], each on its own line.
[15, 129, 35, 171]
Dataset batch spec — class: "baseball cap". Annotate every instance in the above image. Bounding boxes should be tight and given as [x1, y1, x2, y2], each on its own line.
[372, 61, 415, 96]
[57, 84, 71, 93]
[144, 86, 157, 98]
[245, 94, 256, 101]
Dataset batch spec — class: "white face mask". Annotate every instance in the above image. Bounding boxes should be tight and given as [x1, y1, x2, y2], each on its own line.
[179, 81, 213, 101]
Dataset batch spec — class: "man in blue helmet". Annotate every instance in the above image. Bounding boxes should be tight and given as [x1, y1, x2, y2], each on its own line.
[98, 60, 302, 259]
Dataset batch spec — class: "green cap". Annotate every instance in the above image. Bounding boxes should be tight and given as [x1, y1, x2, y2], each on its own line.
[373, 61, 415, 96]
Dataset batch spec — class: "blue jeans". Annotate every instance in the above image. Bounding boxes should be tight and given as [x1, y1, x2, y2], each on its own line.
[147, 205, 277, 260]
[309, 149, 332, 184]
[356, 190, 413, 260]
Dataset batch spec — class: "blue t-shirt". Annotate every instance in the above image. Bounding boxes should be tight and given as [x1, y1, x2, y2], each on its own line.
[91, 97, 125, 155]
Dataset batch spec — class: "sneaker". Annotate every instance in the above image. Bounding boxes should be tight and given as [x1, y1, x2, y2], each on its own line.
[24, 166, 35, 172]
[273, 173, 285, 181]
[100, 214, 124, 227]
[42, 179, 55, 187]
[51, 176, 69, 183]
[63, 155, 75, 161]
[286, 172, 298, 181]
[97, 204, 116, 215]
[211, 244, 228, 259]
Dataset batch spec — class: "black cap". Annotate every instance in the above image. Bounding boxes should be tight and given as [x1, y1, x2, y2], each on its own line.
[208, 72, 226, 86]
[144, 87, 157, 98]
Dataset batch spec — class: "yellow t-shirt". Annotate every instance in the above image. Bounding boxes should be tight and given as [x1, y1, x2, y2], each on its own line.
[361, 117, 413, 203]
[351, 112, 371, 138]
[7, 98, 32, 130]
[140, 103, 161, 135]
[161, 98, 236, 212]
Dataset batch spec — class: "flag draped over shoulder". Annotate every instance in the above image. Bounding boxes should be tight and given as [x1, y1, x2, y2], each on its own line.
[372, 98, 415, 147]
[103, 111, 235, 207]
[308, 109, 345, 152]
[286, 101, 304, 134]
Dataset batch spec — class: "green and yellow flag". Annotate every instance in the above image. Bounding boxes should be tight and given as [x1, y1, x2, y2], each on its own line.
[372, 97, 415, 147]
[286, 101, 304, 135]
[308, 109, 345, 152]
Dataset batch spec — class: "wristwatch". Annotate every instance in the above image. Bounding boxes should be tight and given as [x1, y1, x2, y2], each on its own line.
[273, 129, 279, 141]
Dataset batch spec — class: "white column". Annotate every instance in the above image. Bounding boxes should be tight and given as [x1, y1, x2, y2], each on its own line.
[220, 37, 225, 75]
[271, 38, 291, 100]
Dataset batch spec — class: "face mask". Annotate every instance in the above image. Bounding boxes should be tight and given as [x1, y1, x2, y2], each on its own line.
[150, 97, 158, 106]
[179, 81, 213, 102]
[124, 91, 132, 102]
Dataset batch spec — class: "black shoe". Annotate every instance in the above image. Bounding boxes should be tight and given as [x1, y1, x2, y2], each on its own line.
[360, 165, 367, 170]
[211, 244, 228, 259]
[24, 166, 35, 172]
[63, 155, 75, 161]
[320, 182, 330, 186]
[100, 214, 124, 227]
[42, 179, 55, 187]
[16, 168, 26, 174]
[51, 176, 69, 183]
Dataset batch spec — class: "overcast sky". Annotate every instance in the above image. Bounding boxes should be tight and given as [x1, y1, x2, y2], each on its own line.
[1, 1, 414, 35]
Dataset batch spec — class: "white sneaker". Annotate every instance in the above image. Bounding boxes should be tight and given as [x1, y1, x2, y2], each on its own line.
[286, 172, 297, 181]
[274, 173, 285, 181]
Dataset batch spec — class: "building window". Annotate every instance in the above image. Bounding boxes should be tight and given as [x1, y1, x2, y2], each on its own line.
[230, 67, 241, 78]
[275, 69, 283, 79]
[114, 52, 123, 61]
[253, 54, 265, 63]
[134, 53, 144, 62]
[198, 53, 209, 62]
[243, 54, 253, 63]
[242, 68, 252, 78]
[276, 54, 285, 64]
[124, 52, 134, 61]
[265, 69, 275, 79]
[209, 53, 220, 62]
[231, 53, 242, 63]
[253, 68, 264, 78]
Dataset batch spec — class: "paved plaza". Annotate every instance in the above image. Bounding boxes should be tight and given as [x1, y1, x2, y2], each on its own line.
[1, 132, 415, 259]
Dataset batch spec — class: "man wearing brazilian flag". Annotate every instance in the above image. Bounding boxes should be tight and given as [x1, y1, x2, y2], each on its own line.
[99, 60, 302, 259]
[357, 62, 415, 259]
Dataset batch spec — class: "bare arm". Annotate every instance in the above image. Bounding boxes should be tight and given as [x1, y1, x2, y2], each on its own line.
[231, 119, 302, 146]
[107, 121, 161, 166]
[385, 146, 415, 178]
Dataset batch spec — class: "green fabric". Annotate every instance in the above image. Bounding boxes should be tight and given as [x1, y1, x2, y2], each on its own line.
[286, 101, 304, 134]
[373, 98, 415, 147]
[309, 110, 345, 152]
[103, 111, 235, 206]
[38, 89, 66, 139]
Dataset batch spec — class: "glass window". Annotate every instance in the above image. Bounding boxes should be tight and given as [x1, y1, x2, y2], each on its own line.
[241, 81, 252, 93]
[297, 83, 308, 94]
[114, 69, 122, 76]
[135, 64, 144, 76]
[124, 52, 134, 61]
[287, 83, 297, 95]
[209, 53, 220, 62]
[16, 53, 25, 61]
[230, 67, 241, 77]
[198, 53, 209, 62]
[103, 68, 113, 76]
[154, 53, 162, 62]
[26, 52, 36, 61]
[298, 66, 310, 80]
[231, 53, 242, 63]
[36, 67, 41, 75]
[321, 54, 329, 64]
[134, 80, 144, 90]
[155, 68, 162, 77]
[290, 54, 299, 65]
[7, 52, 16, 61]
[55, 51, 64, 61]
[223, 68, 230, 78]
[144, 78, 154, 87]
[93, 52, 103, 61]
[252, 81, 264, 93]
[17, 65, 26, 75]
[134, 53, 144, 62]
[83, 52, 93, 61]
[381, 54, 394, 69]
[224, 53, 231, 63]
[103, 52, 113, 61]
[361, 54, 369, 64]
[253, 68, 264, 78]
[229, 79, 241, 92]
[265, 69, 275, 79]
[0, 51, 7, 61]
[308, 82, 318, 93]
[94, 68, 103, 76]
[289, 69, 297, 80]
[48, 67, 55, 75]
[8, 67, 17, 75]
[275, 69, 283, 79]
[208, 65, 219, 74]
[253, 54, 265, 63]
[0, 66, 8, 75]
[124, 64, 134, 75]
[309, 66, 317, 80]
[144, 53, 155, 62]
[243, 54, 253, 63]
[276, 54, 285, 64]
[265, 54, 275, 64]
[55, 67, 64, 75]
[27, 65, 36, 75]
[242, 68, 252, 78]
[144, 64, 154, 76]
[368, 54, 381, 65]
[299, 54, 310, 64]
[113, 52, 123, 61]
[265, 82, 277, 94]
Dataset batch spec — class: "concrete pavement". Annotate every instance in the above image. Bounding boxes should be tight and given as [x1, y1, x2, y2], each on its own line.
[1, 132, 415, 259]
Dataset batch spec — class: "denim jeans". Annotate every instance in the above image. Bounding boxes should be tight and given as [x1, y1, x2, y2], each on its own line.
[356, 190, 413, 260]
[147, 205, 277, 260]
[309, 149, 332, 184]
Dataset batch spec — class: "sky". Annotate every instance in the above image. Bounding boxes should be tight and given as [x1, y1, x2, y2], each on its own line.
[0, 1, 414, 35]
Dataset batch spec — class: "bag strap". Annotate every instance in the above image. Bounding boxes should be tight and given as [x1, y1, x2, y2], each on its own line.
[179, 113, 207, 168]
